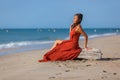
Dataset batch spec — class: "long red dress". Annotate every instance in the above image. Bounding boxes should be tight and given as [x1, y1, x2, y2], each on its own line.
[38, 27, 82, 62]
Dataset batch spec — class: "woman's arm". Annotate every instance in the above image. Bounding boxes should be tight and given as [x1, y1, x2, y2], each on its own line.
[75, 25, 88, 48]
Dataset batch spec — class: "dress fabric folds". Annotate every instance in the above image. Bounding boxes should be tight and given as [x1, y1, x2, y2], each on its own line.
[38, 27, 82, 62]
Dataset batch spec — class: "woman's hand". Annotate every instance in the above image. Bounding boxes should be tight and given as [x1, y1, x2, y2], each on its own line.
[84, 47, 92, 51]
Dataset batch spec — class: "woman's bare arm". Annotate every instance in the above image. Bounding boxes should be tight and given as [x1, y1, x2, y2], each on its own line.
[75, 25, 88, 48]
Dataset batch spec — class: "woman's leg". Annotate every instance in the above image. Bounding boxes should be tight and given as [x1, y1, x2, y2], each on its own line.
[49, 40, 63, 50]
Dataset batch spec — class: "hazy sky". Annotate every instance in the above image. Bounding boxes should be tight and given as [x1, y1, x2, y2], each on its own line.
[0, 0, 120, 28]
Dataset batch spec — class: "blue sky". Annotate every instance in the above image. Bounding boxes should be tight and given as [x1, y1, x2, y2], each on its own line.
[0, 0, 120, 28]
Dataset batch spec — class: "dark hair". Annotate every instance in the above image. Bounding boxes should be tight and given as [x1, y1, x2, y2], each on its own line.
[71, 13, 83, 30]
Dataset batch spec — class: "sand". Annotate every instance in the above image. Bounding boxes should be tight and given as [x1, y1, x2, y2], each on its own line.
[0, 35, 120, 80]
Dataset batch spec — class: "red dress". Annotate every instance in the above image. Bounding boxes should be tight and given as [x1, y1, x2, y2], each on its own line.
[38, 27, 82, 62]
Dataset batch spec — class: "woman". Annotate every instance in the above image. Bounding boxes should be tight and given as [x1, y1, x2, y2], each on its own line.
[38, 13, 91, 62]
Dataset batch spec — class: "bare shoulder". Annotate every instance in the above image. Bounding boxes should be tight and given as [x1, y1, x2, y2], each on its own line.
[75, 24, 81, 31]
[75, 24, 84, 34]
[76, 24, 82, 29]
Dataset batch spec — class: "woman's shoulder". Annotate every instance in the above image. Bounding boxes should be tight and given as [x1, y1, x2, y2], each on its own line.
[77, 24, 82, 27]
[76, 24, 82, 29]
[75, 24, 84, 33]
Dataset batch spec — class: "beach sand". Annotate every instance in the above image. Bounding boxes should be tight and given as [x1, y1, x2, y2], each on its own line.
[0, 35, 120, 80]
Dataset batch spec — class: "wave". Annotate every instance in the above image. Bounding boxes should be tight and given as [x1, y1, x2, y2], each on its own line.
[0, 41, 54, 50]
[65, 32, 118, 40]
[0, 33, 118, 50]
[88, 33, 117, 39]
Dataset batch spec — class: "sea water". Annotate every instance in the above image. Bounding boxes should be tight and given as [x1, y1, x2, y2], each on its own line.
[0, 28, 120, 55]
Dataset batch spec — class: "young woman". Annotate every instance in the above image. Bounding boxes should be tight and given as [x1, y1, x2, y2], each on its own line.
[38, 13, 91, 62]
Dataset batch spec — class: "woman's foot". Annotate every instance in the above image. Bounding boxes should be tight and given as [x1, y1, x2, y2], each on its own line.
[38, 59, 44, 62]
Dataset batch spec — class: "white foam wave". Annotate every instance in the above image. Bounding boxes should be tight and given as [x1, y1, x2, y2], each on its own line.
[0, 41, 54, 49]
[88, 33, 117, 39]
[0, 33, 118, 50]
[65, 33, 118, 40]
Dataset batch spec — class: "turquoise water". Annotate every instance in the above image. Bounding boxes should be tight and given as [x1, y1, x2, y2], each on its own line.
[0, 28, 120, 55]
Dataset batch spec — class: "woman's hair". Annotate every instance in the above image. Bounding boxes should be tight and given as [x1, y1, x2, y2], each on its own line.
[71, 13, 83, 30]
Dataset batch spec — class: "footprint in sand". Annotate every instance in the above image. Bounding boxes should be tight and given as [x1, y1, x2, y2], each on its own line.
[49, 76, 56, 80]
[103, 70, 107, 73]
[113, 73, 117, 75]
[58, 65, 62, 67]
[65, 70, 70, 72]
[101, 76, 107, 79]
[86, 64, 91, 67]
[56, 72, 62, 75]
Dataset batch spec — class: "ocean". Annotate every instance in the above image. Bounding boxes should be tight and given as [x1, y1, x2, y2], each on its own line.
[0, 28, 120, 56]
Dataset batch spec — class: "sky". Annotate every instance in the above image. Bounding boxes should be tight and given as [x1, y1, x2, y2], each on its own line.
[0, 0, 120, 28]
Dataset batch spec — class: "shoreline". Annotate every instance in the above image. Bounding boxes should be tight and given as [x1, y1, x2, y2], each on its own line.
[0, 35, 120, 80]
[0, 35, 120, 57]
